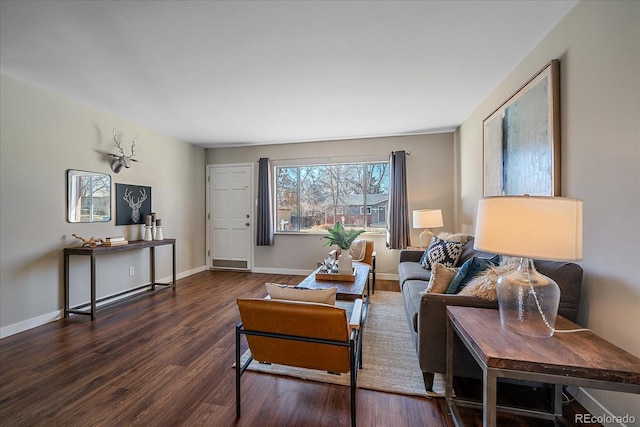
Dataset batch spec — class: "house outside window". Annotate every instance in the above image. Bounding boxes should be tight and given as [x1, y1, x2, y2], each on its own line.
[275, 162, 389, 233]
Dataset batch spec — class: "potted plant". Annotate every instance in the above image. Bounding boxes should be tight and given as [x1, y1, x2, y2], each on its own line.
[321, 222, 365, 273]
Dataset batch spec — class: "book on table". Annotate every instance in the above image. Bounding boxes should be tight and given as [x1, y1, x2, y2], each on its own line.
[102, 239, 128, 246]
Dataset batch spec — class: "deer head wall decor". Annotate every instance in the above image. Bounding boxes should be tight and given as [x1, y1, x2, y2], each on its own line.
[123, 187, 147, 223]
[110, 129, 139, 173]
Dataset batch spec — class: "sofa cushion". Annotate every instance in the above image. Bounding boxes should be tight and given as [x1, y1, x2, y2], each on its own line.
[403, 280, 428, 333]
[398, 261, 431, 287]
[445, 255, 501, 294]
[420, 236, 464, 270]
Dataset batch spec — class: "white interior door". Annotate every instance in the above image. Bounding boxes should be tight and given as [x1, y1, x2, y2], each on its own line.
[207, 164, 253, 270]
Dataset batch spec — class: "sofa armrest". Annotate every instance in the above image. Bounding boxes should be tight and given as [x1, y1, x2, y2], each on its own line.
[417, 293, 498, 376]
[399, 249, 424, 263]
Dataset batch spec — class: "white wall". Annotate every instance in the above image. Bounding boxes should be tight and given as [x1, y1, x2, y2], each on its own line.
[0, 74, 206, 337]
[206, 133, 454, 278]
[455, 1, 639, 421]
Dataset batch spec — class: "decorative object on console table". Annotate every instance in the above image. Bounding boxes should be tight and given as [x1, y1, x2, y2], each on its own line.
[71, 234, 103, 248]
[102, 236, 128, 247]
[321, 222, 364, 274]
[115, 183, 152, 225]
[154, 218, 164, 240]
[483, 60, 560, 197]
[473, 195, 583, 337]
[412, 209, 444, 249]
[144, 214, 153, 241]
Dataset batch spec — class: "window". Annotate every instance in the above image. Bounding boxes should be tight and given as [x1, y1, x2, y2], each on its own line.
[275, 162, 389, 233]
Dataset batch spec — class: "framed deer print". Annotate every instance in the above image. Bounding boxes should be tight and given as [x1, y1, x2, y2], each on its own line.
[115, 183, 152, 225]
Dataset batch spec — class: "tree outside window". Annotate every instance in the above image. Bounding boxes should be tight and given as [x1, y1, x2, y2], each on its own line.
[275, 162, 389, 233]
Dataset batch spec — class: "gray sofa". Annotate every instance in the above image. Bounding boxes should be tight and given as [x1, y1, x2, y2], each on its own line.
[398, 237, 584, 390]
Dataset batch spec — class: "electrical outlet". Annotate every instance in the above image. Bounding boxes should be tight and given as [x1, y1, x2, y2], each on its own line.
[129, 266, 135, 276]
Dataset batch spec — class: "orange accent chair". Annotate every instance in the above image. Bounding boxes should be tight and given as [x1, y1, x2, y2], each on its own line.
[236, 297, 365, 427]
[330, 240, 377, 292]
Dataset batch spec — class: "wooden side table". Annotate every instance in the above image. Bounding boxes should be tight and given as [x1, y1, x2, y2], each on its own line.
[446, 306, 640, 426]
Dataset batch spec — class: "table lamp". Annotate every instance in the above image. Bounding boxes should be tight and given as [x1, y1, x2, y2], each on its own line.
[473, 196, 583, 337]
[413, 209, 444, 249]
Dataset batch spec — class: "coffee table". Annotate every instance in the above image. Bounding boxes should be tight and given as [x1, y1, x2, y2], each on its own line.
[297, 265, 370, 301]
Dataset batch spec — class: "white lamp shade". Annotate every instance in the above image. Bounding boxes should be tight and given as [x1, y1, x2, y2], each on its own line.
[474, 196, 583, 261]
[413, 209, 444, 229]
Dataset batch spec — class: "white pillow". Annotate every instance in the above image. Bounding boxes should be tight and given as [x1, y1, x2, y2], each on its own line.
[436, 232, 469, 243]
[265, 283, 337, 305]
[350, 239, 367, 261]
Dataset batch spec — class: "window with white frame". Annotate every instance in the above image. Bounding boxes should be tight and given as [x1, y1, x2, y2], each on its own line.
[275, 162, 389, 233]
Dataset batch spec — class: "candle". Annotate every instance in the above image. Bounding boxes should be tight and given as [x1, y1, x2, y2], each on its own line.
[145, 215, 152, 226]
[156, 219, 162, 227]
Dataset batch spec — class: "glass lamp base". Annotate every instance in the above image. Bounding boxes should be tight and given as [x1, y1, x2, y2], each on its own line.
[496, 258, 561, 337]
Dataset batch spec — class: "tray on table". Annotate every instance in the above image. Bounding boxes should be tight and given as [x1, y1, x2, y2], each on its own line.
[315, 267, 356, 282]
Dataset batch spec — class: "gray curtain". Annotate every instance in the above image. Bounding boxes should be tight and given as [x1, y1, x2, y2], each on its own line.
[386, 150, 410, 249]
[256, 158, 274, 246]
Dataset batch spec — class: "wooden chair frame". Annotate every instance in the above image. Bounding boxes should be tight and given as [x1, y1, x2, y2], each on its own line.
[235, 298, 366, 427]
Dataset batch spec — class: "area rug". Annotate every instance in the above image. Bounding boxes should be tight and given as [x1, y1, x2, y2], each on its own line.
[236, 290, 446, 398]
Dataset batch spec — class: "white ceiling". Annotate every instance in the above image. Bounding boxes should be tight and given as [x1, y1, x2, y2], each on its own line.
[0, 0, 577, 148]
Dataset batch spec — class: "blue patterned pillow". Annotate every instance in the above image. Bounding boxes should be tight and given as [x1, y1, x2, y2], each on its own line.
[420, 236, 464, 270]
[445, 255, 501, 294]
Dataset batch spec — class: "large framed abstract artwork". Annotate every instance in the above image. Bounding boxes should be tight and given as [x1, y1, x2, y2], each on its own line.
[483, 59, 560, 197]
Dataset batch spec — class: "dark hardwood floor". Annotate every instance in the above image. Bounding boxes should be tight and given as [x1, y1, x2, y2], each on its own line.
[0, 271, 594, 426]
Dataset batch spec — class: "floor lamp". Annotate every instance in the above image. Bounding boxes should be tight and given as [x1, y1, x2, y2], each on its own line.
[413, 209, 444, 249]
[473, 196, 583, 337]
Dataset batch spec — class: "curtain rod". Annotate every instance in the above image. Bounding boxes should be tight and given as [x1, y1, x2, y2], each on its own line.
[257, 151, 409, 162]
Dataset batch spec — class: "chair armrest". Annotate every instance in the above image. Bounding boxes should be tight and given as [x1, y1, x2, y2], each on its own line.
[349, 298, 363, 330]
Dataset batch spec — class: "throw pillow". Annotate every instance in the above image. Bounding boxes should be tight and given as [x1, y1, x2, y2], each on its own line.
[420, 236, 464, 270]
[350, 239, 367, 261]
[265, 283, 337, 305]
[436, 232, 469, 244]
[458, 264, 514, 301]
[445, 255, 501, 294]
[420, 263, 459, 295]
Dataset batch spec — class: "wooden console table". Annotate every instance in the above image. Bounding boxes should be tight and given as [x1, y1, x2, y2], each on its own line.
[64, 239, 176, 320]
[446, 306, 640, 427]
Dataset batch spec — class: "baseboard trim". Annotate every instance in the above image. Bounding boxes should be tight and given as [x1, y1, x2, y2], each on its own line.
[377, 272, 399, 281]
[251, 267, 313, 276]
[574, 387, 630, 427]
[0, 310, 63, 339]
[0, 265, 206, 339]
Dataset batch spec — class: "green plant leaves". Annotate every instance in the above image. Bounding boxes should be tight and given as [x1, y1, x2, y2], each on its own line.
[321, 222, 365, 249]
